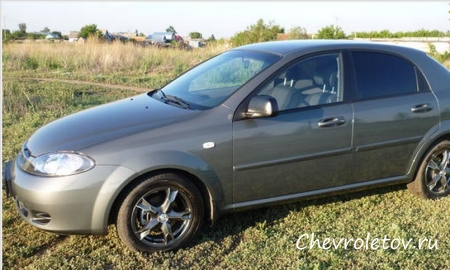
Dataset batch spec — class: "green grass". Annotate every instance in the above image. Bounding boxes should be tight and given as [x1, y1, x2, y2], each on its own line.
[2, 42, 450, 269]
[3, 185, 449, 269]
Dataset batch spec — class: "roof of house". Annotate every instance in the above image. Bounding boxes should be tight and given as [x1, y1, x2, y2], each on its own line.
[69, 31, 80, 39]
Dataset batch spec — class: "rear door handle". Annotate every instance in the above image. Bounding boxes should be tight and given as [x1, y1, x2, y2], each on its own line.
[318, 117, 346, 128]
[411, 103, 433, 113]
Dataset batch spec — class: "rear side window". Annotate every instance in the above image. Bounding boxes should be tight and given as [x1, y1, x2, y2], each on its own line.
[351, 51, 421, 100]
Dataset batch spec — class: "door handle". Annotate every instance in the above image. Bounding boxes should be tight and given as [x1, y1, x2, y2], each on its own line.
[318, 117, 346, 128]
[411, 103, 432, 113]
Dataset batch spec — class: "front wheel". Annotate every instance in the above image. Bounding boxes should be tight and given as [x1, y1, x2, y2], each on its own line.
[407, 140, 450, 199]
[116, 173, 204, 253]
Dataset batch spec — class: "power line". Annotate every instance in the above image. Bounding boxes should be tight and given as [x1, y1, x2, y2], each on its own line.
[2, 15, 51, 32]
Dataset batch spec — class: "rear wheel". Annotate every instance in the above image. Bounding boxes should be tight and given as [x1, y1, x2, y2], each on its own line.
[116, 173, 204, 253]
[407, 140, 450, 199]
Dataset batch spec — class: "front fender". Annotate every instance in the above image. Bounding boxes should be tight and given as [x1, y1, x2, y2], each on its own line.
[96, 149, 229, 228]
[124, 150, 226, 205]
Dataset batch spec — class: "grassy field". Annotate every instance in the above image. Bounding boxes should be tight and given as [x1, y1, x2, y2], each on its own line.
[2, 41, 450, 269]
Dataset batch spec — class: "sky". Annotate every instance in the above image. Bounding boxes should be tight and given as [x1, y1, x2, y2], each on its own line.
[1, 1, 449, 39]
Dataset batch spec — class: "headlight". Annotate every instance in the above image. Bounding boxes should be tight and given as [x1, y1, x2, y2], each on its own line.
[26, 152, 95, 177]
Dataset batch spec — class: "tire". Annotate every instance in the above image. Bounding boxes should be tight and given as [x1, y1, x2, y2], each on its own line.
[407, 140, 450, 199]
[116, 173, 204, 253]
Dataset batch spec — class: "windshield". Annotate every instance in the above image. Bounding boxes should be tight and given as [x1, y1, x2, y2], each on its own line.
[151, 50, 281, 109]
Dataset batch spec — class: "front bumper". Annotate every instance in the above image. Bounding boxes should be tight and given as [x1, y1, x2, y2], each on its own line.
[3, 160, 15, 198]
[3, 158, 136, 234]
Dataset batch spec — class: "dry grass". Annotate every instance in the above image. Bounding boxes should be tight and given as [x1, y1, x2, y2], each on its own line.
[2, 40, 229, 91]
[2, 39, 228, 76]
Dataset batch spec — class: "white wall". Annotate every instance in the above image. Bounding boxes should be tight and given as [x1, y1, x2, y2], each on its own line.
[355, 38, 450, 54]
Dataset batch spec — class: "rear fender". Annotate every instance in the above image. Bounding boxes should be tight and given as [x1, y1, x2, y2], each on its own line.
[407, 120, 450, 178]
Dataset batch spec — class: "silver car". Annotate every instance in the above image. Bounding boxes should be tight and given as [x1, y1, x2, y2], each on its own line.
[3, 40, 450, 253]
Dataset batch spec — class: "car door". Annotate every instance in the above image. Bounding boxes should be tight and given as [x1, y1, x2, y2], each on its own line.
[232, 52, 353, 205]
[349, 51, 440, 183]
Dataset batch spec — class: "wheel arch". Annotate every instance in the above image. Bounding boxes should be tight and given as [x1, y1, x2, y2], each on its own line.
[408, 129, 450, 181]
[108, 168, 220, 228]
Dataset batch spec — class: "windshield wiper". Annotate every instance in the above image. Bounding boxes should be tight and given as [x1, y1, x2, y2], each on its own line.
[157, 89, 190, 109]
[166, 95, 191, 109]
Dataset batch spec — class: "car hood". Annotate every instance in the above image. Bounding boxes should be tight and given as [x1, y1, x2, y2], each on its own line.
[26, 93, 201, 156]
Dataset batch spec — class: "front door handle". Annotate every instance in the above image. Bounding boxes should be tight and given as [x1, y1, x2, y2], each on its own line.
[318, 117, 346, 128]
[411, 103, 433, 113]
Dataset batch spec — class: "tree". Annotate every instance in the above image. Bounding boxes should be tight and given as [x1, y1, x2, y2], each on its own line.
[287, 26, 309, 40]
[11, 30, 24, 39]
[27, 33, 43, 40]
[2, 29, 11, 42]
[316, 25, 346, 39]
[166, 26, 177, 34]
[18, 23, 27, 34]
[189, 32, 202, 39]
[351, 29, 450, 39]
[231, 19, 283, 46]
[207, 34, 216, 42]
[51, 31, 62, 39]
[41, 27, 50, 33]
[79, 24, 103, 39]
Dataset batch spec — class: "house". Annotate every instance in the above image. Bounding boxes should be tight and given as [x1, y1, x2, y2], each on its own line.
[45, 34, 58, 39]
[277, 33, 288, 41]
[104, 30, 128, 42]
[68, 31, 80, 42]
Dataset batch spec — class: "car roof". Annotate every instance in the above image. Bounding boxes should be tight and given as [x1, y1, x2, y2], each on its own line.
[232, 39, 424, 57]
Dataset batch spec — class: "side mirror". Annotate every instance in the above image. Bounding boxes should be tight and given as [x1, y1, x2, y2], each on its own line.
[245, 95, 278, 118]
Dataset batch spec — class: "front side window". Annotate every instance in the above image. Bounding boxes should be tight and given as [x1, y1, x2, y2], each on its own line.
[351, 51, 419, 100]
[153, 50, 281, 109]
[257, 53, 343, 111]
